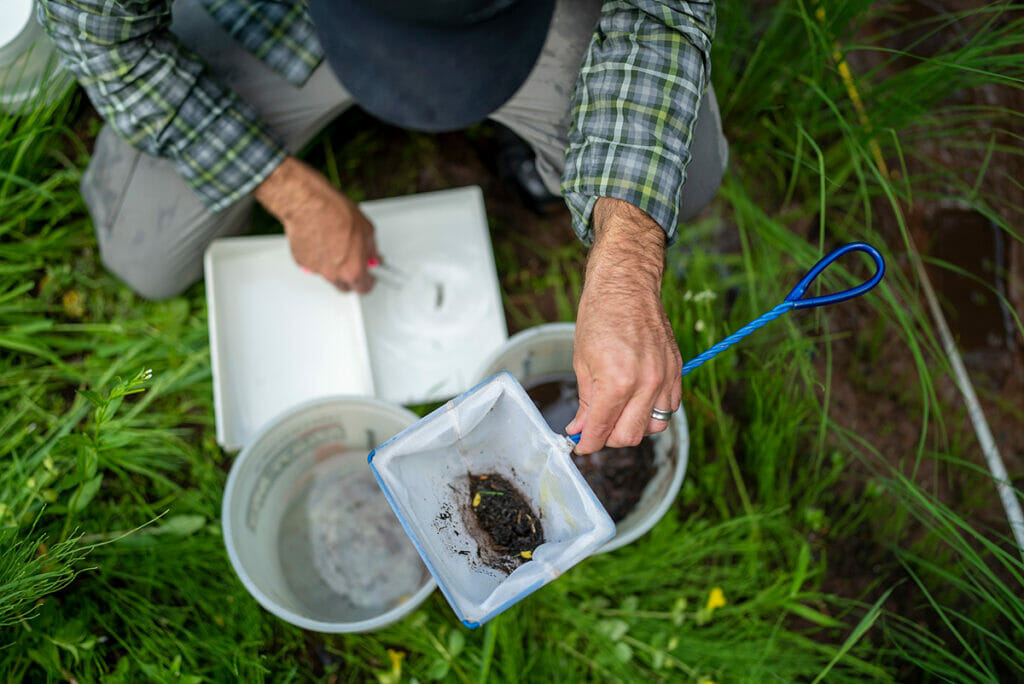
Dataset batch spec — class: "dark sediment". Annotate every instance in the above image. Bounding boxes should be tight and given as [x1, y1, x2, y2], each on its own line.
[469, 473, 544, 572]
[571, 439, 656, 521]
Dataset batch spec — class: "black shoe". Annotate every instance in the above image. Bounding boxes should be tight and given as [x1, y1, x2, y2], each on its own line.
[496, 128, 563, 214]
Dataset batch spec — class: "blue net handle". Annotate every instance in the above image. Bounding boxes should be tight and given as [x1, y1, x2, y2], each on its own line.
[568, 243, 884, 443]
[680, 242, 885, 376]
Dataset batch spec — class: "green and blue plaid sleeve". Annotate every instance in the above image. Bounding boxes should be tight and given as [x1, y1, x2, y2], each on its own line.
[37, 0, 287, 211]
[561, 0, 715, 246]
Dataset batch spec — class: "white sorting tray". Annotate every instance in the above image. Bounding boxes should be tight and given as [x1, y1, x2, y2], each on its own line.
[205, 186, 508, 451]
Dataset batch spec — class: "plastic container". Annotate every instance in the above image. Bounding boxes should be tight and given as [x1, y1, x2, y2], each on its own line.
[222, 396, 437, 632]
[205, 186, 507, 451]
[0, 0, 74, 114]
[369, 372, 616, 628]
[475, 323, 689, 553]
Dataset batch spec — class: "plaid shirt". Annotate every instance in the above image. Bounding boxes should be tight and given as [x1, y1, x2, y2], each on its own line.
[38, 0, 713, 240]
[562, 1, 715, 245]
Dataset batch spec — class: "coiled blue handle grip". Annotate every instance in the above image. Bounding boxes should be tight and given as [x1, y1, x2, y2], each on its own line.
[680, 242, 884, 375]
[783, 242, 886, 309]
[568, 243, 885, 445]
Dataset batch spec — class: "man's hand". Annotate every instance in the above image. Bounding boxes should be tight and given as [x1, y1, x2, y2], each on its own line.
[566, 197, 682, 454]
[254, 156, 380, 293]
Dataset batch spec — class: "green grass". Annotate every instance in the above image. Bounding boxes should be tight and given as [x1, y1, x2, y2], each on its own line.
[3, 0, 1024, 681]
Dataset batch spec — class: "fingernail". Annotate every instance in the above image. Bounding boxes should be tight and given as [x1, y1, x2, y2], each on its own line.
[366, 257, 380, 268]
[300, 266, 311, 274]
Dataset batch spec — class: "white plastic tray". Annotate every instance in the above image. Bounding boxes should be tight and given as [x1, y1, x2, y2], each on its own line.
[205, 186, 508, 450]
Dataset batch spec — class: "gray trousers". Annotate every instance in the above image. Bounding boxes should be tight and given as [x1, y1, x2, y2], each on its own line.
[84, 0, 728, 300]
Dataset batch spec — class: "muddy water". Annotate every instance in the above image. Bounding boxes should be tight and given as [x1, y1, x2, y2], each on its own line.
[927, 208, 1015, 352]
[524, 372, 656, 522]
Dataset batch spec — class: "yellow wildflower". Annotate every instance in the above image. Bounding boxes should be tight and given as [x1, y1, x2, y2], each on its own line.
[520, 550, 532, 559]
[376, 649, 404, 684]
[706, 587, 726, 612]
[62, 290, 85, 318]
[387, 649, 404, 675]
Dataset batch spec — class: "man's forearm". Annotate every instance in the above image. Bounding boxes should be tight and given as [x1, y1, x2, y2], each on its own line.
[568, 196, 680, 454]
[254, 156, 310, 221]
[589, 197, 666, 289]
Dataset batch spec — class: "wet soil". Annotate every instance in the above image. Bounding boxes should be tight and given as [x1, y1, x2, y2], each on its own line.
[468, 473, 544, 572]
[525, 372, 657, 522]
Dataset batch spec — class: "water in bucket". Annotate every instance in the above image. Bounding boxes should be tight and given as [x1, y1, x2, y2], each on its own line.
[276, 450, 425, 622]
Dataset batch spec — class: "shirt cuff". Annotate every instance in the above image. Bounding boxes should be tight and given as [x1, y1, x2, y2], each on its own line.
[172, 77, 288, 212]
[561, 139, 688, 247]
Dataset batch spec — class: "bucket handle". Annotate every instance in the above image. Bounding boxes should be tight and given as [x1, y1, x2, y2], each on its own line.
[569, 242, 885, 444]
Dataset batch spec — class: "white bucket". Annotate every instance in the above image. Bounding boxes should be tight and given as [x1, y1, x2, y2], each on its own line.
[222, 396, 436, 632]
[0, 0, 74, 114]
[475, 323, 689, 553]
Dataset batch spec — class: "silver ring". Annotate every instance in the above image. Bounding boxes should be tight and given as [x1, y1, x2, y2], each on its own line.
[650, 407, 673, 422]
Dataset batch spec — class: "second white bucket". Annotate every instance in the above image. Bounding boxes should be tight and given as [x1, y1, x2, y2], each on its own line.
[475, 323, 688, 553]
[0, 0, 74, 114]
